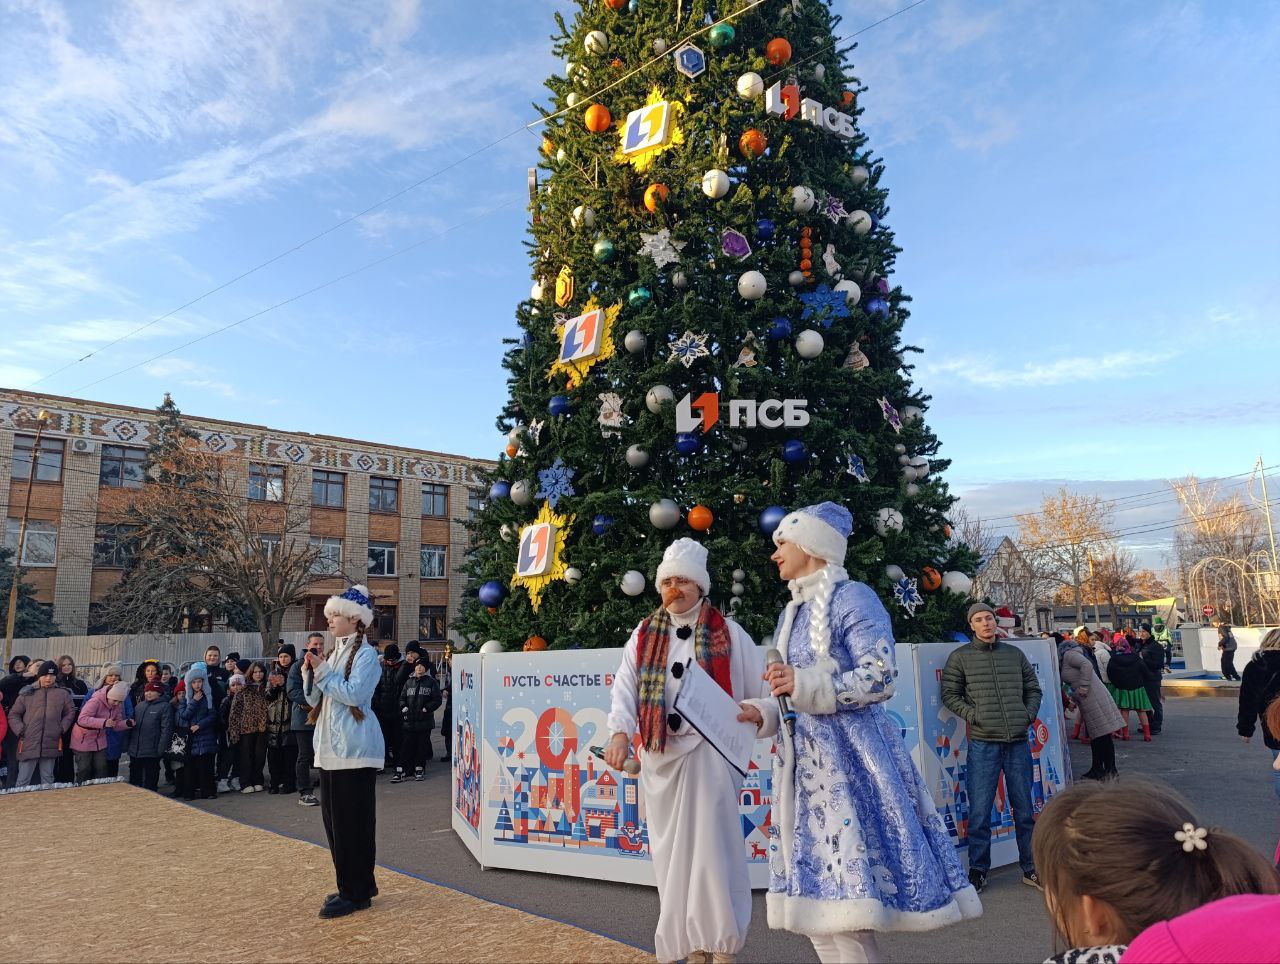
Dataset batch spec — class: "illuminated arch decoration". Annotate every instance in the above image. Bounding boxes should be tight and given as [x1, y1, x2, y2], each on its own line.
[510, 500, 575, 612]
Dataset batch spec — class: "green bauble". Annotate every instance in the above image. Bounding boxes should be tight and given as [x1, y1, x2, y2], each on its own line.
[708, 22, 735, 48]
[628, 284, 652, 307]
[593, 238, 617, 263]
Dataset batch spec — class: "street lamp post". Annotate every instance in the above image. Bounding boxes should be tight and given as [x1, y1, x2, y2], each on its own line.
[4, 409, 51, 667]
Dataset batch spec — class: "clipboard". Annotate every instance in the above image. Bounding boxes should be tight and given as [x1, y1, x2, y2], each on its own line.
[672, 660, 755, 776]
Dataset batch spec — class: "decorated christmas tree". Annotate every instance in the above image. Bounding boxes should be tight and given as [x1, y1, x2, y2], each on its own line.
[458, 0, 979, 650]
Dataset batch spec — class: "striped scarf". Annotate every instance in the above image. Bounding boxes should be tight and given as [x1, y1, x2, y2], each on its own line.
[635, 603, 734, 753]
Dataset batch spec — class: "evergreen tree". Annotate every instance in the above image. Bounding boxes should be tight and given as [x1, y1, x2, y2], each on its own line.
[0, 546, 61, 640]
[460, 0, 978, 650]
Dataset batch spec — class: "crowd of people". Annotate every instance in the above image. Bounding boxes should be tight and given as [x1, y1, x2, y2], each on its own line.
[0, 639, 453, 801]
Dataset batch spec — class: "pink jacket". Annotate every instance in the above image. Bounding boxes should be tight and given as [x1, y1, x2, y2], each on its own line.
[70, 687, 124, 752]
[1121, 894, 1280, 963]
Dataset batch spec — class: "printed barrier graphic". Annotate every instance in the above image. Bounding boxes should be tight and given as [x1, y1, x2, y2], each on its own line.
[451, 640, 1068, 887]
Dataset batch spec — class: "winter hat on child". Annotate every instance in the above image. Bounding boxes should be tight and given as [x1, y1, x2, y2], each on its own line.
[655, 538, 711, 594]
[235, 659, 251, 674]
[772, 502, 853, 566]
[107, 682, 128, 702]
[405, 641, 423, 657]
[183, 662, 211, 705]
[1121, 894, 1280, 963]
[382, 643, 402, 662]
[37, 660, 58, 677]
[229, 674, 246, 687]
[276, 642, 297, 661]
[225, 652, 240, 663]
[324, 584, 374, 627]
[144, 681, 164, 694]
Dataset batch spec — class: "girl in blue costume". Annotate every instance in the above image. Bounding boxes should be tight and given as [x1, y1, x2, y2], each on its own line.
[740, 502, 981, 963]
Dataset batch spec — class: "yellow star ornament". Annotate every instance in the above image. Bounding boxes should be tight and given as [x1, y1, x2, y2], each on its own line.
[547, 297, 620, 389]
[615, 88, 685, 173]
[510, 501, 574, 612]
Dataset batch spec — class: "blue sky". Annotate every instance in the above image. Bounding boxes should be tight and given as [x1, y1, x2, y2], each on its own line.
[1, 0, 1277, 567]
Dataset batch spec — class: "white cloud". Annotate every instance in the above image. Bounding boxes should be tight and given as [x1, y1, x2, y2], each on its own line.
[142, 357, 239, 398]
[923, 349, 1177, 388]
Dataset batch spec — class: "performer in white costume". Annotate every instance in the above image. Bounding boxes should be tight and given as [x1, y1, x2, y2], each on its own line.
[606, 538, 767, 964]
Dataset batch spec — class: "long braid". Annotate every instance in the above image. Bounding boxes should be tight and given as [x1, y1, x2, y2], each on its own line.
[808, 566, 835, 660]
[305, 627, 368, 726]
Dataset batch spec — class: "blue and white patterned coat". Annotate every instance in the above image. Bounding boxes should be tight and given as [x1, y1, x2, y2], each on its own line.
[746, 565, 981, 935]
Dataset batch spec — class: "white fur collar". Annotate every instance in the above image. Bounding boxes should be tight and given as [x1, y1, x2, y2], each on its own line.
[789, 564, 849, 602]
[667, 599, 704, 627]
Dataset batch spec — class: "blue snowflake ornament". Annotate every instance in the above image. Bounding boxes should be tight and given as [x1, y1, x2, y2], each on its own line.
[669, 330, 711, 368]
[823, 194, 849, 223]
[846, 454, 870, 482]
[878, 396, 902, 433]
[536, 458, 576, 508]
[894, 577, 923, 617]
[799, 283, 851, 326]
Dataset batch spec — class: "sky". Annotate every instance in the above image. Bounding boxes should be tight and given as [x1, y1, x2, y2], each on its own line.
[1, 0, 1277, 569]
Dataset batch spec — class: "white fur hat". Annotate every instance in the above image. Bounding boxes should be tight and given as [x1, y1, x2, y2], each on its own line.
[324, 584, 374, 626]
[772, 501, 853, 565]
[655, 538, 711, 594]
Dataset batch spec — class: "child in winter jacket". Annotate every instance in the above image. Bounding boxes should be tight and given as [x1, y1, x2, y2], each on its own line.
[176, 665, 219, 800]
[228, 663, 270, 793]
[394, 661, 442, 782]
[127, 682, 173, 791]
[70, 681, 129, 782]
[217, 674, 243, 792]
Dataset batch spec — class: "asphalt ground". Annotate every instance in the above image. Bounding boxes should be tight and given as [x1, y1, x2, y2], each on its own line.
[181, 696, 1278, 963]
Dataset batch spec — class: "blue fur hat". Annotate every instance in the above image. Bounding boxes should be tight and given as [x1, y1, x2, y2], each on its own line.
[184, 661, 211, 705]
[772, 501, 853, 565]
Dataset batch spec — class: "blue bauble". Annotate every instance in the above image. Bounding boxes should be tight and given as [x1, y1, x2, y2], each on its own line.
[756, 218, 776, 241]
[628, 0, 638, 10]
[864, 296, 890, 320]
[782, 440, 808, 464]
[478, 580, 508, 608]
[592, 514, 613, 536]
[768, 317, 792, 340]
[521, 332, 533, 348]
[628, 285, 652, 308]
[759, 505, 787, 536]
[549, 395, 571, 417]
[489, 480, 511, 501]
[674, 431, 700, 455]
[869, 212, 880, 232]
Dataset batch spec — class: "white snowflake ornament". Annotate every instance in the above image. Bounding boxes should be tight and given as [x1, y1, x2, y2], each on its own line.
[639, 228, 685, 269]
[669, 330, 711, 368]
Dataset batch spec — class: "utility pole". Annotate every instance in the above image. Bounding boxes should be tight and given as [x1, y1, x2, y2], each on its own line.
[1258, 456, 1279, 623]
[5, 410, 51, 666]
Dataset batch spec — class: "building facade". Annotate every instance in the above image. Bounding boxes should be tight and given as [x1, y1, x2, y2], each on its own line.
[1, 388, 492, 646]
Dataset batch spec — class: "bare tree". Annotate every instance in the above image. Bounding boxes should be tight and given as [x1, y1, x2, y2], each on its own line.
[1090, 547, 1140, 627]
[1172, 475, 1271, 624]
[1017, 489, 1116, 625]
[950, 507, 1041, 620]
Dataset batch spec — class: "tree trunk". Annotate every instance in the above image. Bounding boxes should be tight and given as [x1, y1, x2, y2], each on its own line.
[1072, 578, 1084, 625]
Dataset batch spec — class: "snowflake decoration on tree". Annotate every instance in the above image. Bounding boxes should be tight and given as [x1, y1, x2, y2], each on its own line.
[846, 454, 870, 482]
[527, 419, 545, 444]
[669, 330, 711, 368]
[800, 283, 851, 326]
[598, 392, 625, 438]
[639, 228, 685, 269]
[894, 577, 923, 617]
[878, 397, 902, 433]
[823, 194, 848, 223]
[536, 458, 576, 508]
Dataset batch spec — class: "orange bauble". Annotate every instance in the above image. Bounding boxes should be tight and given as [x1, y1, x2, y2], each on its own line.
[738, 128, 767, 158]
[921, 566, 942, 592]
[584, 104, 612, 133]
[541, 136, 554, 156]
[766, 37, 793, 65]
[841, 90, 857, 107]
[644, 182, 670, 213]
[687, 505, 714, 531]
[524, 635, 548, 652]
[505, 443, 518, 457]
[605, 0, 627, 8]
[800, 259, 812, 272]
[610, 57, 624, 69]
[943, 524, 953, 539]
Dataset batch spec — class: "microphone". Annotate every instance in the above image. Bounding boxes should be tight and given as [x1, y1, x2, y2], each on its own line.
[765, 648, 797, 738]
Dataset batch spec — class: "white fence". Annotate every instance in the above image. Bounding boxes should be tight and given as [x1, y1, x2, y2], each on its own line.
[5, 631, 323, 672]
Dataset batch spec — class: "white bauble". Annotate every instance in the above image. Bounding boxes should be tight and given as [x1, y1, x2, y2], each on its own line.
[795, 329, 824, 358]
[702, 168, 730, 199]
[480, 640, 503, 654]
[813, 63, 826, 81]
[731, 581, 745, 596]
[940, 570, 973, 595]
[729, 596, 742, 610]
[900, 405, 923, 425]
[901, 465, 918, 482]
[851, 165, 869, 187]
[571, 205, 595, 229]
[737, 270, 767, 300]
[653, 37, 669, 55]
[530, 282, 543, 301]
[508, 425, 525, 445]
[649, 498, 680, 530]
[671, 270, 689, 289]
[833, 279, 861, 305]
[645, 384, 674, 413]
[893, 443, 907, 455]
[885, 564, 906, 582]
[874, 507, 904, 536]
[791, 185, 816, 213]
[732, 568, 746, 581]
[910, 455, 930, 476]
[566, 92, 580, 107]
[584, 30, 608, 54]
[499, 524, 514, 542]
[624, 329, 647, 353]
[620, 570, 646, 596]
[564, 566, 583, 585]
[898, 454, 911, 465]
[847, 209, 873, 235]
[788, 269, 806, 287]
[905, 483, 921, 497]
[736, 71, 764, 98]
[510, 480, 533, 506]
[625, 444, 650, 468]
[564, 60, 576, 78]
[556, 147, 566, 163]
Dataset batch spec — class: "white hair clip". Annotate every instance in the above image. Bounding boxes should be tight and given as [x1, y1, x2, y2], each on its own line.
[1174, 823, 1208, 853]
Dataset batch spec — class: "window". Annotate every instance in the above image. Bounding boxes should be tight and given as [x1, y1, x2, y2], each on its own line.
[467, 489, 485, 520]
[13, 434, 64, 483]
[5, 518, 57, 567]
[312, 470, 345, 508]
[420, 544, 447, 580]
[248, 464, 285, 502]
[309, 536, 342, 576]
[419, 605, 447, 641]
[258, 533, 280, 560]
[369, 476, 399, 514]
[93, 524, 140, 568]
[368, 541, 397, 576]
[422, 483, 448, 518]
[99, 445, 146, 488]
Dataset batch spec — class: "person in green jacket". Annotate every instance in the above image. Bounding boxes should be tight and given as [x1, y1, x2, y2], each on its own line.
[941, 603, 1043, 895]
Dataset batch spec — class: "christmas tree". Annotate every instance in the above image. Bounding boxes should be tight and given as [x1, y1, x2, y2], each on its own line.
[459, 0, 979, 650]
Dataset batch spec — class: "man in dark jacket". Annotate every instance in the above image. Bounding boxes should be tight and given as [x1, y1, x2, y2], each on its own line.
[394, 662, 442, 782]
[287, 633, 323, 806]
[1, 655, 31, 788]
[128, 681, 174, 791]
[941, 603, 1043, 894]
[1237, 629, 1280, 754]
[1137, 625, 1165, 734]
[10, 661, 76, 786]
[373, 643, 408, 772]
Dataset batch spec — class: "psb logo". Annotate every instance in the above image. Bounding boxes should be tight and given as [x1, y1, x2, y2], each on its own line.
[675, 391, 720, 433]
[558, 308, 605, 364]
[621, 101, 672, 155]
[676, 392, 811, 432]
[516, 522, 557, 577]
[459, 669, 474, 691]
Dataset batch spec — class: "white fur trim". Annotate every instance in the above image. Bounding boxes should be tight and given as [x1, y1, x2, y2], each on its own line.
[766, 885, 983, 936]
[324, 584, 374, 626]
[790, 661, 837, 715]
[743, 697, 780, 739]
[654, 537, 711, 593]
[774, 510, 848, 565]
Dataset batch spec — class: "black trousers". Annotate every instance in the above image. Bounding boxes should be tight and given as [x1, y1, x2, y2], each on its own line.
[238, 731, 268, 787]
[134, 758, 161, 790]
[376, 712, 401, 769]
[1221, 651, 1239, 680]
[441, 713, 451, 759]
[183, 753, 217, 798]
[295, 731, 315, 794]
[319, 767, 377, 902]
[268, 743, 299, 792]
[105, 757, 120, 778]
[217, 739, 238, 783]
[1088, 734, 1116, 775]
[1, 731, 20, 789]
[399, 729, 433, 771]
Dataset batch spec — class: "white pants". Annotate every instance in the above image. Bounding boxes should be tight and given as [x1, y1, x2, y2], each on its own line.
[810, 931, 882, 964]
